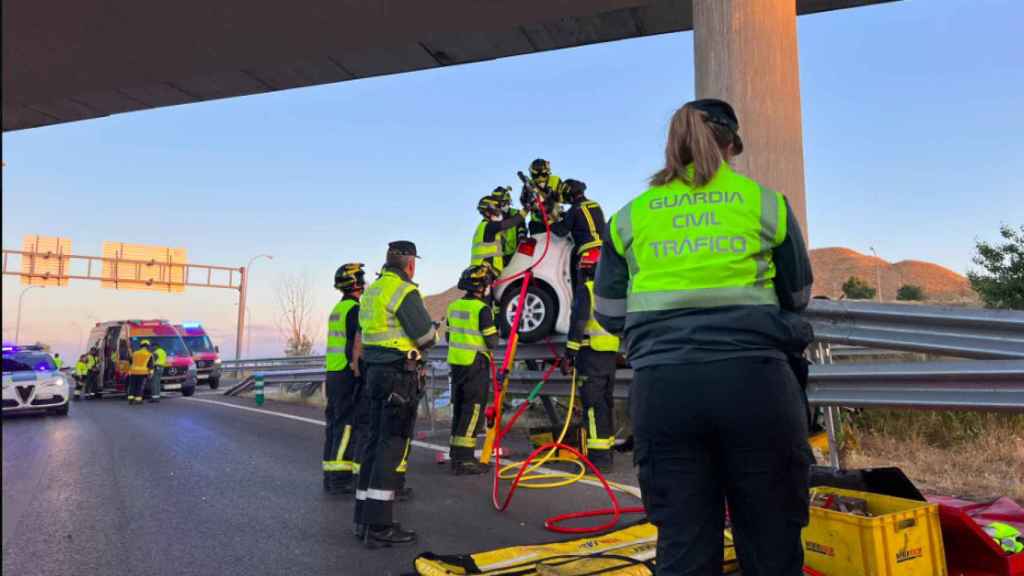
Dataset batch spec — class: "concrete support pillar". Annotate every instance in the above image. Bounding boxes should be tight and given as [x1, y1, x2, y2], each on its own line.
[693, 0, 808, 236]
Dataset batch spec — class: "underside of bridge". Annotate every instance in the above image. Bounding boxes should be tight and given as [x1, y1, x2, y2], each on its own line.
[3, 0, 893, 132]
[3, 0, 899, 234]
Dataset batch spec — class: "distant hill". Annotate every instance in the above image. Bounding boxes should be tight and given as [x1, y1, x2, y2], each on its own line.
[809, 247, 977, 303]
[423, 286, 463, 339]
[422, 248, 978, 311]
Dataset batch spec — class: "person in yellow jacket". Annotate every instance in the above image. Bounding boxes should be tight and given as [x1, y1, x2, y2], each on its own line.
[565, 248, 619, 471]
[353, 241, 436, 547]
[445, 264, 499, 475]
[127, 340, 154, 405]
[149, 342, 168, 403]
[74, 355, 89, 398]
[593, 98, 814, 575]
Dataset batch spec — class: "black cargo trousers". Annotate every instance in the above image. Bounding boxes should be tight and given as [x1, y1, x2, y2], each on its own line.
[449, 355, 489, 462]
[632, 357, 813, 576]
[322, 369, 363, 483]
[353, 361, 418, 528]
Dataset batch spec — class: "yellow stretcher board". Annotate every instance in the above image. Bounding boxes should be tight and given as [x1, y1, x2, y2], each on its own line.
[415, 522, 738, 575]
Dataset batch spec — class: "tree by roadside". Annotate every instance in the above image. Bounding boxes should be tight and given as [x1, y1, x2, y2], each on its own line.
[276, 273, 318, 356]
[842, 276, 877, 300]
[896, 284, 926, 301]
[967, 225, 1024, 310]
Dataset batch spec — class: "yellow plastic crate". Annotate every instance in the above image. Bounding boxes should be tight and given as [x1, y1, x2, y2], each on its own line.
[802, 487, 947, 576]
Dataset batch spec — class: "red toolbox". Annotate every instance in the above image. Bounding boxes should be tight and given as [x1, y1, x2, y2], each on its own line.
[929, 496, 1024, 576]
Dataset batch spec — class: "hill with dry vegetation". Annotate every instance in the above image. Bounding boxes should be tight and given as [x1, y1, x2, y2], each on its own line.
[809, 247, 977, 303]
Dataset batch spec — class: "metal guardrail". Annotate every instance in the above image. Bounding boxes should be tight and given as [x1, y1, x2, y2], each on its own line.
[222, 301, 1024, 411]
[225, 361, 1024, 412]
[805, 300, 1024, 359]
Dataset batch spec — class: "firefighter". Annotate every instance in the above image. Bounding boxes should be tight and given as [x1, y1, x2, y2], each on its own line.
[490, 186, 525, 266]
[322, 262, 366, 495]
[565, 248, 619, 471]
[551, 179, 606, 289]
[594, 99, 815, 575]
[520, 158, 566, 235]
[471, 195, 524, 276]
[446, 264, 499, 475]
[127, 340, 154, 405]
[149, 342, 167, 403]
[53, 352, 63, 369]
[85, 347, 100, 398]
[74, 354, 88, 398]
[353, 241, 437, 547]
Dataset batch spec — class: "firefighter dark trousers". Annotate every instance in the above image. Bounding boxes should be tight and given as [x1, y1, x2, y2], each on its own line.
[449, 357, 489, 462]
[578, 371, 615, 463]
[632, 357, 812, 576]
[323, 369, 362, 481]
[129, 374, 148, 399]
[354, 363, 418, 528]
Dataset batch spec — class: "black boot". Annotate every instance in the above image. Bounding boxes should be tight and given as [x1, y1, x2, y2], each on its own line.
[365, 524, 417, 547]
[588, 451, 614, 472]
[352, 523, 368, 540]
[451, 460, 489, 476]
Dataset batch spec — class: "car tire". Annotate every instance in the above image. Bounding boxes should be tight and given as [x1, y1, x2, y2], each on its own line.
[208, 377, 220, 390]
[498, 282, 558, 343]
[53, 402, 70, 416]
[182, 385, 196, 397]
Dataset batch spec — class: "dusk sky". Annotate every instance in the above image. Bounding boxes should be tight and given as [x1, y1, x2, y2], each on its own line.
[3, 0, 1021, 360]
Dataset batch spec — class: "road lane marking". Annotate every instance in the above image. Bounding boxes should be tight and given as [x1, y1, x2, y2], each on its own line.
[185, 397, 642, 498]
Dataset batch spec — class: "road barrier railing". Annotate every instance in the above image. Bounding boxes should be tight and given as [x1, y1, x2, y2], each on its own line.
[222, 301, 1024, 411]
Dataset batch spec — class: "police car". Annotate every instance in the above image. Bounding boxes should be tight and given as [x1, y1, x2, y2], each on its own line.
[2, 345, 71, 416]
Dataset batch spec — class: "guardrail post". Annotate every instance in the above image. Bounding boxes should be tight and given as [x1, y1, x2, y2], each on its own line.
[824, 406, 840, 471]
[255, 373, 265, 406]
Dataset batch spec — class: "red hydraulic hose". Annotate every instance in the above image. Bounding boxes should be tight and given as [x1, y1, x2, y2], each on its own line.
[484, 192, 645, 533]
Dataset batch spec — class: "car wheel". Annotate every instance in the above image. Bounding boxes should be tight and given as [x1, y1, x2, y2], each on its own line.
[181, 385, 196, 397]
[53, 402, 70, 416]
[208, 377, 220, 390]
[498, 282, 558, 343]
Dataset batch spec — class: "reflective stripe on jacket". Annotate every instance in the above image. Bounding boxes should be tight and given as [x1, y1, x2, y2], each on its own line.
[608, 162, 787, 313]
[326, 299, 357, 371]
[471, 221, 503, 274]
[359, 270, 418, 352]
[446, 298, 493, 366]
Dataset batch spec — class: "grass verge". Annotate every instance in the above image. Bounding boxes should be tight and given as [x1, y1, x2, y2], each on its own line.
[840, 410, 1024, 503]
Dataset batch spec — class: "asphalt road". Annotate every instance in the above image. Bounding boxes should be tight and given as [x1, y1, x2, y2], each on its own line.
[2, 393, 644, 576]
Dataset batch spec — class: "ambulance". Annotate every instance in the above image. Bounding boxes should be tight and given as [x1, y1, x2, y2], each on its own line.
[85, 320, 198, 397]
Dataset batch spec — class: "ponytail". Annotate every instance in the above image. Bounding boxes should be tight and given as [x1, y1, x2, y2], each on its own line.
[650, 103, 735, 188]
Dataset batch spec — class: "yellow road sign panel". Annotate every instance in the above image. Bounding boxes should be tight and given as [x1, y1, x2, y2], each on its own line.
[101, 242, 188, 292]
[20, 235, 72, 286]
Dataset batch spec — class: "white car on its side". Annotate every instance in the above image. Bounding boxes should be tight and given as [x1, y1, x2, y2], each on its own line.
[2, 346, 71, 416]
[493, 233, 574, 343]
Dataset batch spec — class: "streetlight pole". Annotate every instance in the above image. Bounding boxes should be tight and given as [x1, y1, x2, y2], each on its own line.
[15, 285, 43, 343]
[869, 246, 883, 302]
[236, 254, 272, 360]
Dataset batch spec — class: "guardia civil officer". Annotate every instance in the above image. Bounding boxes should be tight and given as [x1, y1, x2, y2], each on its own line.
[322, 263, 366, 495]
[353, 241, 437, 547]
[594, 99, 815, 575]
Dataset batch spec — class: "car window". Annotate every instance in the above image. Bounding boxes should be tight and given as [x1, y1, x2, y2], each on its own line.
[182, 335, 214, 353]
[3, 353, 56, 373]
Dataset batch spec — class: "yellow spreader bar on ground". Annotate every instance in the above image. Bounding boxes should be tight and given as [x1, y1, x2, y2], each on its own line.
[414, 523, 737, 575]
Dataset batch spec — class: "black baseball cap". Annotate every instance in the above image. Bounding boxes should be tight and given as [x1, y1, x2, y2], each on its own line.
[387, 240, 421, 259]
[690, 98, 744, 155]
